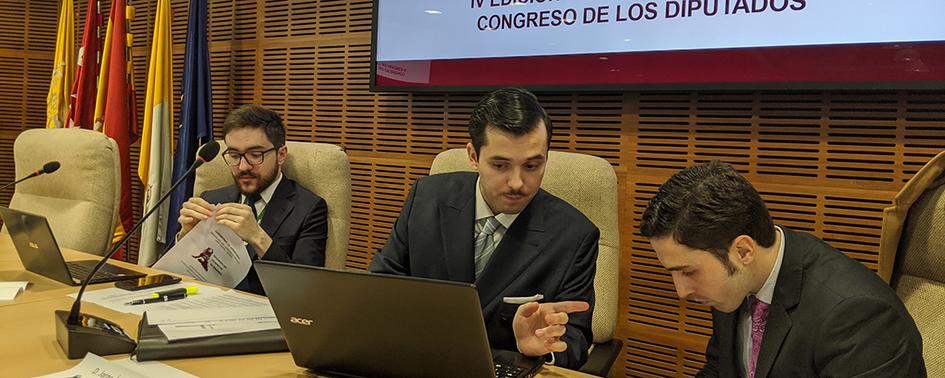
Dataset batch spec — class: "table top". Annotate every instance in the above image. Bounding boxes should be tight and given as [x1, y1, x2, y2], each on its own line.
[0, 233, 594, 377]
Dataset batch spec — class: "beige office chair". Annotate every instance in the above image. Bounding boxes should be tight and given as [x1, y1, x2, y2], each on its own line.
[193, 141, 352, 269]
[880, 150, 945, 377]
[5, 128, 121, 256]
[430, 148, 621, 376]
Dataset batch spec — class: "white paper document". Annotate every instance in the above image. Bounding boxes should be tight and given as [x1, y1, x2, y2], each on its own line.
[147, 304, 280, 341]
[153, 215, 251, 288]
[68, 282, 245, 316]
[0, 281, 28, 301]
[36, 353, 196, 378]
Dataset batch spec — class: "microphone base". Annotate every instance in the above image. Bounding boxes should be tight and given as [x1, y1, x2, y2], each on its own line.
[55, 310, 136, 359]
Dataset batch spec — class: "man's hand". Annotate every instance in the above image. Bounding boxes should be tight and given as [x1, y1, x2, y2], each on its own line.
[512, 301, 590, 357]
[178, 197, 215, 239]
[214, 203, 272, 257]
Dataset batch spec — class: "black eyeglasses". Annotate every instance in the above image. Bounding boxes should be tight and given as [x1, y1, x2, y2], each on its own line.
[222, 146, 280, 167]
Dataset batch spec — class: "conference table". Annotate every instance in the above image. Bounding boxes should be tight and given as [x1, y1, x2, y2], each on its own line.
[0, 234, 594, 377]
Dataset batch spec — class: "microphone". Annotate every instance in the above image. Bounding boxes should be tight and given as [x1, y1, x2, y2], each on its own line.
[55, 141, 220, 359]
[0, 161, 61, 190]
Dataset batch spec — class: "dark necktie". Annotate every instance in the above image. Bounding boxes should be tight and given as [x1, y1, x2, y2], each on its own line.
[243, 193, 262, 220]
[235, 194, 262, 292]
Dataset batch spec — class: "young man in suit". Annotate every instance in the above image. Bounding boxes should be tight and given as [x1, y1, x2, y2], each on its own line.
[640, 160, 926, 377]
[177, 105, 329, 295]
[369, 88, 599, 369]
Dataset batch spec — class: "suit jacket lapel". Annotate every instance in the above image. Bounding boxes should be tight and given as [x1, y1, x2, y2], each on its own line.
[475, 191, 549, 309]
[715, 304, 741, 377]
[439, 178, 476, 283]
[755, 227, 802, 378]
[258, 178, 295, 237]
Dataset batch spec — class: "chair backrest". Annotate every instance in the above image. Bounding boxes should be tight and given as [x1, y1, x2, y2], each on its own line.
[882, 150, 945, 377]
[193, 141, 352, 269]
[430, 148, 619, 343]
[6, 128, 121, 256]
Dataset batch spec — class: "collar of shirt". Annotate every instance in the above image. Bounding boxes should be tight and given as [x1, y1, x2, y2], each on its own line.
[474, 176, 519, 229]
[754, 225, 785, 305]
[240, 171, 283, 219]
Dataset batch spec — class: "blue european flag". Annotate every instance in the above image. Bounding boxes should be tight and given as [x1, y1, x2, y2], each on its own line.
[164, 0, 212, 255]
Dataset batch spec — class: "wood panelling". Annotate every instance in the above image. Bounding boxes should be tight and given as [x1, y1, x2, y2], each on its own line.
[3, 1, 945, 376]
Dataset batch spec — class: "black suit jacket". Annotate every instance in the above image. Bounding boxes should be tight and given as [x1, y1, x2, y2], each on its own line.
[698, 227, 926, 377]
[201, 177, 328, 295]
[368, 172, 599, 369]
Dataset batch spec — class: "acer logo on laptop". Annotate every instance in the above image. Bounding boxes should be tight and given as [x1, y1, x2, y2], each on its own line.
[289, 316, 313, 326]
[28, 242, 39, 249]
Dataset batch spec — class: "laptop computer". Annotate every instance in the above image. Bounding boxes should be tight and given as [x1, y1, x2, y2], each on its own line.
[0, 207, 145, 286]
[256, 260, 544, 378]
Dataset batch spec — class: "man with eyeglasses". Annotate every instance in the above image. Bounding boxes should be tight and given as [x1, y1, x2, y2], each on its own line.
[176, 104, 329, 295]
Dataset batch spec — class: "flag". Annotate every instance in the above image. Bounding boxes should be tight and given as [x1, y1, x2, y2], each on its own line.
[67, 0, 103, 129]
[137, 0, 173, 266]
[46, 0, 75, 129]
[164, 0, 213, 253]
[94, 0, 138, 261]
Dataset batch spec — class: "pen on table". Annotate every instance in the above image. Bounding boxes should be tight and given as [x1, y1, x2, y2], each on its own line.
[125, 286, 198, 306]
[150, 286, 198, 298]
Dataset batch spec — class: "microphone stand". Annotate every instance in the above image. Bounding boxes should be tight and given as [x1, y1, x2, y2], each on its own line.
[55, 142, 218, 359]
[0, 161, 61, 191]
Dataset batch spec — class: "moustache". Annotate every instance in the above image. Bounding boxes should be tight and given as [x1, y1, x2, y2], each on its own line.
[503, 190, 527, 196]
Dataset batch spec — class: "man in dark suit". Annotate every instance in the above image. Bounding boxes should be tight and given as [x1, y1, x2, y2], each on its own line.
[640, 161, 926, 377]
[177, 105, 328, 295]
[369, 88, 599, 369]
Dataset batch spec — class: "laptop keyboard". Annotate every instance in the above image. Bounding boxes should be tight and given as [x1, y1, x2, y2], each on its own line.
[67, 262, 122, 283]
[495, 362, 531, 378]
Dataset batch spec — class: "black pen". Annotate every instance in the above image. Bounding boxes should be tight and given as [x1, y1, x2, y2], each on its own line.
[125, 292, 190, 305]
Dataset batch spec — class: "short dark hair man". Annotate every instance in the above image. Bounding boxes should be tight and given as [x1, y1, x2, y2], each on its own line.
[369, 88, 599, 368]
[640, 160, 925, 377]
[177, 104, 329, 295]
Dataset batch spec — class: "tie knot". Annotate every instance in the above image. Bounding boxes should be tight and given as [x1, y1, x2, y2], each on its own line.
[479, 216, 503, 236]
[243, 193, 262, 206]
[749, 295, 769, 317]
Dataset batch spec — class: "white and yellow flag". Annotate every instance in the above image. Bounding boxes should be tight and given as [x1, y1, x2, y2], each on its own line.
[46, 0, 75, 129]
[138, 0, 173, 266]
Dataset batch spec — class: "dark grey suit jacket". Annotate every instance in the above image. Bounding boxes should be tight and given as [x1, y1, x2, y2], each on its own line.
[698, 227, 926, 377]
[368, 172, 599, 369]
[202, 177, 328, 295]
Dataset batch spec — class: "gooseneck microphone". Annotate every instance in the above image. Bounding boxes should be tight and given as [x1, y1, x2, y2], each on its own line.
[55, 141, 220, 359]
[0, 161, 61, 191]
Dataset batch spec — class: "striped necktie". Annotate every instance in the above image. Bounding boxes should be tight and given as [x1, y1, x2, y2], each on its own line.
[474, 216, 504, 279]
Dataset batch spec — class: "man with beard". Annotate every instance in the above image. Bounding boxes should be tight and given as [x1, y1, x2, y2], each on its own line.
[176, 105, 328, 295]
[369, 88, 599, 369]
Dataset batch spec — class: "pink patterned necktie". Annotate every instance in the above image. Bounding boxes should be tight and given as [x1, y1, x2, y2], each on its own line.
[748, 295, 769, 378]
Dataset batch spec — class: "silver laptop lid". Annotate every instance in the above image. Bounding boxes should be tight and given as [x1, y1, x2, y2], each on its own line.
[0, 206, 77, 285]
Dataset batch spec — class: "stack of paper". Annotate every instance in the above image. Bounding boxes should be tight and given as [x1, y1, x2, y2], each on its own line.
[0, 281, 28, 301]
[37, 352, 196, 378]
[146, 304, 280, 341]
[69, 282, 230, 315]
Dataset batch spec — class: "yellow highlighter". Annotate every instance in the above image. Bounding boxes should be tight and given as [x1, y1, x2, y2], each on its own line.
[125, 286, 198, 305]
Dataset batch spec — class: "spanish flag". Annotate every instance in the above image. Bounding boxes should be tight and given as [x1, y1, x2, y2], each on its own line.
[46, 0, 75, 129]
[94, 0, 138, 261]
[138, 0, 173, 266]
[67, 0, 103, 129]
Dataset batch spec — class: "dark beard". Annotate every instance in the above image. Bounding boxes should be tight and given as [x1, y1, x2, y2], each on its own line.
[234, 168, 278, 196]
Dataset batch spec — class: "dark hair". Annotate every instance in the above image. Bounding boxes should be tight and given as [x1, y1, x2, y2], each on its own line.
[222, 104, 286, 147]
[639, 160, 775, 273]
[468, 87, 552, 155]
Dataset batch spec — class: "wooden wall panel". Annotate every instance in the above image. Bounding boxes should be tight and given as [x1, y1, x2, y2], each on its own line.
[4, 1, 945, 376]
